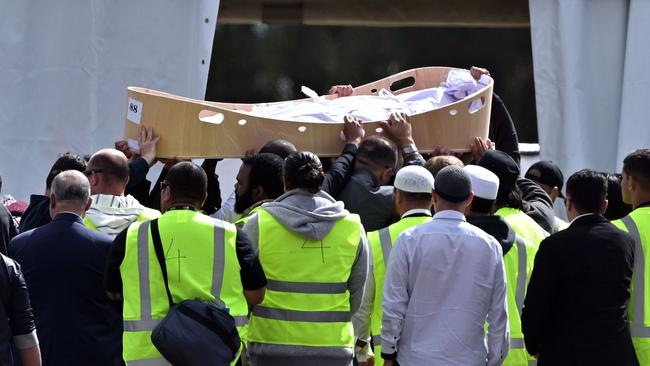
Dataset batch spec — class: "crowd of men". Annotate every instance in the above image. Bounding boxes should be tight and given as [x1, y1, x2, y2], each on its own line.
[0, 90, 649, 366]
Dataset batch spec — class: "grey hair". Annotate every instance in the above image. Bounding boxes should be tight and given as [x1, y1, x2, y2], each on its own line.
[51, 170, 90, 204]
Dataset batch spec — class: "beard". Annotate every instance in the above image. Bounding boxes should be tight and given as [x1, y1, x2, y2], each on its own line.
[234, 188, 255, 214]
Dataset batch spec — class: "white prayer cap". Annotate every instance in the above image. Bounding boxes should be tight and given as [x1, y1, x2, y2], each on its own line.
[464, 165, 500, 200]
[394, 165, 435, 194]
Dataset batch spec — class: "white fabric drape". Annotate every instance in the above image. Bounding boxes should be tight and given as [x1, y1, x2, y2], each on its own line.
[529, 0, 650, 178]
[0, 0, 220, 200]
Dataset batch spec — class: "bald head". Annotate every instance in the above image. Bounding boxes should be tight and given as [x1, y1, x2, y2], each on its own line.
[87, 148, 130, 195]
[50, 170, 92, 217]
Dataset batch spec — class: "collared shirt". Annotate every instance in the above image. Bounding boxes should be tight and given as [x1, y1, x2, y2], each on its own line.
[570, 212, 599, 225]
[400, 208, 432, 219]
[381, 210, 509, 366]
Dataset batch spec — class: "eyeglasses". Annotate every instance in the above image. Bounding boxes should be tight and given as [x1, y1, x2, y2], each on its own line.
[84, 169, 104, 176]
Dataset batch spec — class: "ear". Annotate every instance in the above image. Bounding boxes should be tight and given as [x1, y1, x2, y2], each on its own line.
[565, 196, 573, 212]
[550, 186, 560, 201]
[601, 199, 609, 214]
[49, 193, 57, 210]
[84, 197, 92, 212]
[252, 185, 264, 201]
[283, 177, 290, 192]
[464, 193, 474, 210]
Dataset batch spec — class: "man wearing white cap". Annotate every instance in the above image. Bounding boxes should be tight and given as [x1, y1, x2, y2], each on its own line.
[353, 165, 434, 366]
[381, 165, 509, 366]
[465, 165, 536, 366]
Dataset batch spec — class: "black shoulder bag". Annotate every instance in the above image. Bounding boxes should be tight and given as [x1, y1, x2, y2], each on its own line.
[149, 219, 241, 366]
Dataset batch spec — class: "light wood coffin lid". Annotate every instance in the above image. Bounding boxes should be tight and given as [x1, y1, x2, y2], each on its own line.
[123, 66, 493, 158]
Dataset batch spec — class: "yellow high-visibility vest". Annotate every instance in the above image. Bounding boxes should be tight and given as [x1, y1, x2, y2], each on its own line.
[247, 209, 362, 348]
[496, 207, 547, 365]
[613, 207, 650, 365]
[120, 210, 247, 365]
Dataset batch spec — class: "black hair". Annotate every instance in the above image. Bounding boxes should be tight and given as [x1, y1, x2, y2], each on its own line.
[165, 162, 208, 202]
[401, 191, 433, 202]
[566, 169, 608, 213]
[46, 152, 87, 189]
[356, 136, 398, 171]
[623, 149, 650, 190]
[470, 196, 495, 214]
[242, 153, 285, 199]
[602, 172, 632, 220]
[283, 151, 325, 193]
[259, 139, 297, 159]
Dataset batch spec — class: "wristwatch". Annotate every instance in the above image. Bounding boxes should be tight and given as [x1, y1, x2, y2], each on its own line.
[402, 143, 417, 155]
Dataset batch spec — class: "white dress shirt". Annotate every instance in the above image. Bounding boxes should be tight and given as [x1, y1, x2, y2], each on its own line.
[381, 210, 509, 366]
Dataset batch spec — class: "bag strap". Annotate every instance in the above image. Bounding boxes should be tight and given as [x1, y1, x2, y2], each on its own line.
[151, 219, 175, 308]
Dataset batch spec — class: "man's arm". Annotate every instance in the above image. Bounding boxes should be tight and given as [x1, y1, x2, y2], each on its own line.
[234, 228, 266, 307]
[486, 242, 509, 366]
[352, 240, 374, 365]
[322, 116, 364, 198]
[380, 113, 425, 167]
[521, 237, 555, 358]
[518, 178, 555, 234]
[4, 257, 41, 366]
[380, 235, 410, 361]
[104, 228, 128, 301]
[489, 93, 520, 166]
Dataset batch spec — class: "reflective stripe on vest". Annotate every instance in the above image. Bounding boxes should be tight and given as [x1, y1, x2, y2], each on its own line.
[622, 216, 650, 337]
[510, 337, 525, 349]
[266, 279, 348, 294]
[514, 236, 527, 316]
[372, 335, 381, 346]
[379, 227, 393, 266]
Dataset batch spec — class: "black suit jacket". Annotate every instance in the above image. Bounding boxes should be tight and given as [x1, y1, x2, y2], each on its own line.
[521, 214, 638, 366]
[10, 213, 122, 366]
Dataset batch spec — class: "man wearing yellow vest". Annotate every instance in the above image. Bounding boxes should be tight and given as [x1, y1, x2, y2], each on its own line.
[104, 162, 267, 365]
[613, 149, 650, 364]
[83, 148, 160, 236]
[242, 151, 369, 366]
[353, 165, 435, 366]
[464, 164, 533, 366]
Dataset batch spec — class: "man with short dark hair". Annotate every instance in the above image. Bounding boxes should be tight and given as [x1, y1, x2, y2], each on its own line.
[19, 152, 87, 233]
[233, 153, 284, 225]
[83, 148, 160, 236]
[339, 113, 426, 231]
[612, 148, 650, 363]
[381, 165, 508, 365]
[11, 170, 122, 366]
[105, 161, 266, 365]
[522, 169, 638, 365]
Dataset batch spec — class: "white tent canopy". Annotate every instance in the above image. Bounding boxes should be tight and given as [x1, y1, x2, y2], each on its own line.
[530, 0, 650, 177]
[0, 0, 220, 201]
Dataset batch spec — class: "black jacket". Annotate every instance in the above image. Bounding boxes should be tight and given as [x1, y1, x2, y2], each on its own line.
[518, 178, 555, 234]
[521, 214, 638, 366]
[11, 213, 122, 366]
[0, 255, 36, 366]
[467, 215, 516, 255]
[0, 205, 16, 256]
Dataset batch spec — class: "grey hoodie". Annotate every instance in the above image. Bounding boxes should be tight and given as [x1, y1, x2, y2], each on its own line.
[242, 189, 369, 365]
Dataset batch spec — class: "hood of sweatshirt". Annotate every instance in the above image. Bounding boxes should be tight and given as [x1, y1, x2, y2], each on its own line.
[261, 189, 349, 241]
[85, 194, 146, 236]
[467, 215, 516, 255]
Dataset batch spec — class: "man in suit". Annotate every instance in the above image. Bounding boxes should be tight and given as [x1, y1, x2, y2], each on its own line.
[521, 169, 638, 365]
[10, 170, 121, 366]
